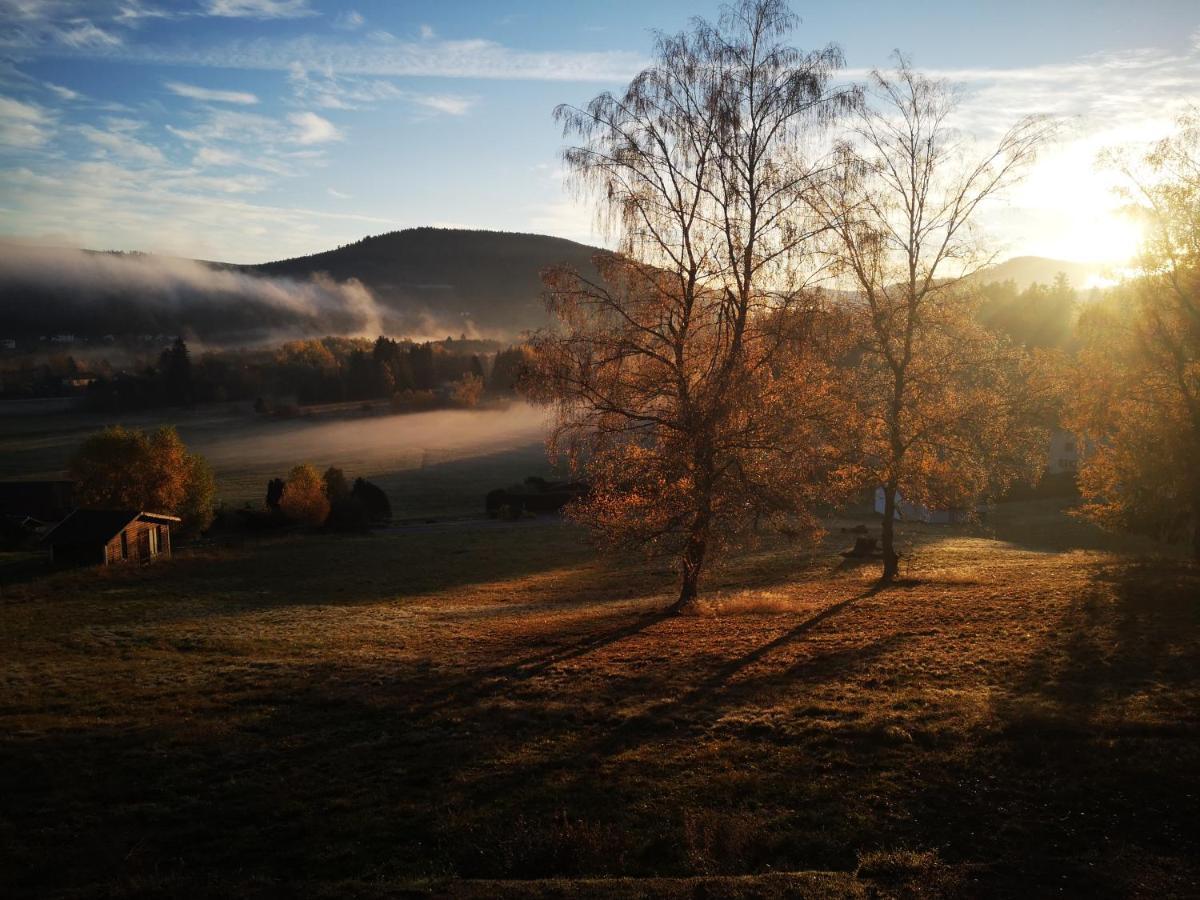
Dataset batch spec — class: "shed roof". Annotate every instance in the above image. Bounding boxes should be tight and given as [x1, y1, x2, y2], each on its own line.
[42, 509, 180, 546]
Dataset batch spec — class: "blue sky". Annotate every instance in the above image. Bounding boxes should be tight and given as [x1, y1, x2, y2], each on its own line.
[1, 0, 1198, 264]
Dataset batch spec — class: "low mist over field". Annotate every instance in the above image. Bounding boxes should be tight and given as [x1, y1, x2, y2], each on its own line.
[0, 243, 387, 344]
[0, 229, 606, 344]
[204, 403, 551, 484]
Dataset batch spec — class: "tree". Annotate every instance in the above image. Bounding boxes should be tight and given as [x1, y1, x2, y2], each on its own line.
[1069, 111, 1200, 558]
[323, 466, 350, 502]
[532, 0, 858, 612]
[452, 372, 484, 407]
[266, 477, 285, 510]
[809, 58, 1054, 579]
[68, 426, 215, 535]
[160, 337, 194, 406]
[352, 477, 391, 522]
[279, 464, 331, 526]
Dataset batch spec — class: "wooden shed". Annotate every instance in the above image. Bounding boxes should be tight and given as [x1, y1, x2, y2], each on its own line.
[42, 510, 180, 567]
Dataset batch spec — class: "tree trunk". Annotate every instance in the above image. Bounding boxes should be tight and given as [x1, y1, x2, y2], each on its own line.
[672, 517, 709, 614]
[1193, 498, 1200, 563]
[881, 483, 900, 581]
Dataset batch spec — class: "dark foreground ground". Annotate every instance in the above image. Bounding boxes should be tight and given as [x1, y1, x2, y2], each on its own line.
[1, 502, 1197, 898]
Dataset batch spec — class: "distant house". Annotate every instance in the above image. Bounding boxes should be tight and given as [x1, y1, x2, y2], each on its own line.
[1046, 428, 1080, 474]
[0, 481, 76, 522]
[42, 510, 180, 567]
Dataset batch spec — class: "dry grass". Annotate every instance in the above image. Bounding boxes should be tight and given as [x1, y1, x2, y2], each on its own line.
[1, 501, 1197, 898]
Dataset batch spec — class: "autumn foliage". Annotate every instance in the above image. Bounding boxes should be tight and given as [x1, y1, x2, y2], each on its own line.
[68, 426, 215, 536]
[280, 464, 331, 527]
[1068, 111, 1200, 558]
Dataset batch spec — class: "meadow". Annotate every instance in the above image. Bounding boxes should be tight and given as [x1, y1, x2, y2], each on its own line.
[2, 500, 1197, 897]
[0, 401, 556, 520]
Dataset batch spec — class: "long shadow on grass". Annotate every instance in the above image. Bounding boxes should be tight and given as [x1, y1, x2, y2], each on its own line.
[0, 580, 899, 893]
[899, 557, 1200, 897]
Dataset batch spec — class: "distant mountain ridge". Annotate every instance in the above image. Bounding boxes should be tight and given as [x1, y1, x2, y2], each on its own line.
[242, 227, 607, 336]
[0, 227, 1107, 345]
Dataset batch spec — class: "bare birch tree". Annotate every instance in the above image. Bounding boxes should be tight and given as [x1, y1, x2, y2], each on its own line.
[530, 0, 858, 611]
[811, 58, 1055, 579]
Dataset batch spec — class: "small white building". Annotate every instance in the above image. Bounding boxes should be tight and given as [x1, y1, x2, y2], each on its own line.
[1046, 428, 1080, 475]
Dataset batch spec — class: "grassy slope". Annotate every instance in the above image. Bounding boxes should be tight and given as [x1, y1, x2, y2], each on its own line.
[1, 502, 1197, 898]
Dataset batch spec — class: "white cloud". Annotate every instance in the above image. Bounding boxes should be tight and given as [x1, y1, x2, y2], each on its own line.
[288, 110, 340, 144]
[57, 19, 122, 48]
[165, 80, 258, 105]
[0, 95, 55, 148]
[192, 145, 239, 167]
[78, 122, 165, 164]
[286, 63, 403, 110]
[327, 187, 350, 199]
[419, 24, 435, 40]
[203, 0, 316, 19]
[45, 81, 80, 100]
[334, 10, 364, 30]
[408, 93, 475, 116]
[14, 29, 645, 82]
[115, 2, 175, 24]
[0, 155, 393, 262]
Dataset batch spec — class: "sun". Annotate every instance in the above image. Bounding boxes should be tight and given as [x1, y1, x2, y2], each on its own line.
[1055, 208, 1145, 266]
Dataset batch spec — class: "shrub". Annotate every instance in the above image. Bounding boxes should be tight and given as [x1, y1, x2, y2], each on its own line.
[280, 464, 330, 526]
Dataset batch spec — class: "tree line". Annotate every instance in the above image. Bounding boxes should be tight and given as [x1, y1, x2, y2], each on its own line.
[0, 335, 537, 411]
[528, 0, 1200, 611]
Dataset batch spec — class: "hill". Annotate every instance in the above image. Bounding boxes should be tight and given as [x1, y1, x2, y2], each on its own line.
[244, 227, 607, 337]
[0, 227, 1105, 346]
[0, 229, 606, 345]
[974, 255, 1105, 289]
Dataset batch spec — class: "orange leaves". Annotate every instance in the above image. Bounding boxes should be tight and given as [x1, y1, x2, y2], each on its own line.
[279, 464, 331, 527]
[67, 426, 215, 535]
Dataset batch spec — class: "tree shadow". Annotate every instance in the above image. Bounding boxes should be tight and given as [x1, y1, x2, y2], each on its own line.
[902, 556, 1200, 896]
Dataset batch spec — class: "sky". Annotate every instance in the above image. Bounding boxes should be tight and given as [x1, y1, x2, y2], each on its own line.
[0, 0, 1198, 266]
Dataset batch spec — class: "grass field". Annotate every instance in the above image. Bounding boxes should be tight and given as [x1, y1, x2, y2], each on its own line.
[1, 500, 1197, 897]
[0, 401, 558, 519]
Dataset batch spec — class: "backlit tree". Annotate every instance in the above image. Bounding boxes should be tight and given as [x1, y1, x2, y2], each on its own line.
[280, 464, 331, 527]
[1069, 110, 1200, 558]
[810, 58, 1054, 579]
[532, 0, 859, 611]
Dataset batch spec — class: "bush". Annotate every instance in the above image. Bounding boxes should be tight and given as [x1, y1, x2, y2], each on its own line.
[351, 477, 391, 522]
[327, 495, 370, 531]
[279, 464, 330, 526]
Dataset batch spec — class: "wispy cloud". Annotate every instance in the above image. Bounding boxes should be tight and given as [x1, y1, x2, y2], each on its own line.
[78, 121, 164, 164]
[165, 80, 258, 105]
[203, 0, 316, 19]
[6, 29, 645, 82]
[45, 81, 81, 101]
[0, 95, 55, 148]
[288, 110, 340, 144]
[0, 156, 393, 262]
[409, 93, 476, 116]
[333, 10, 364, 31]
